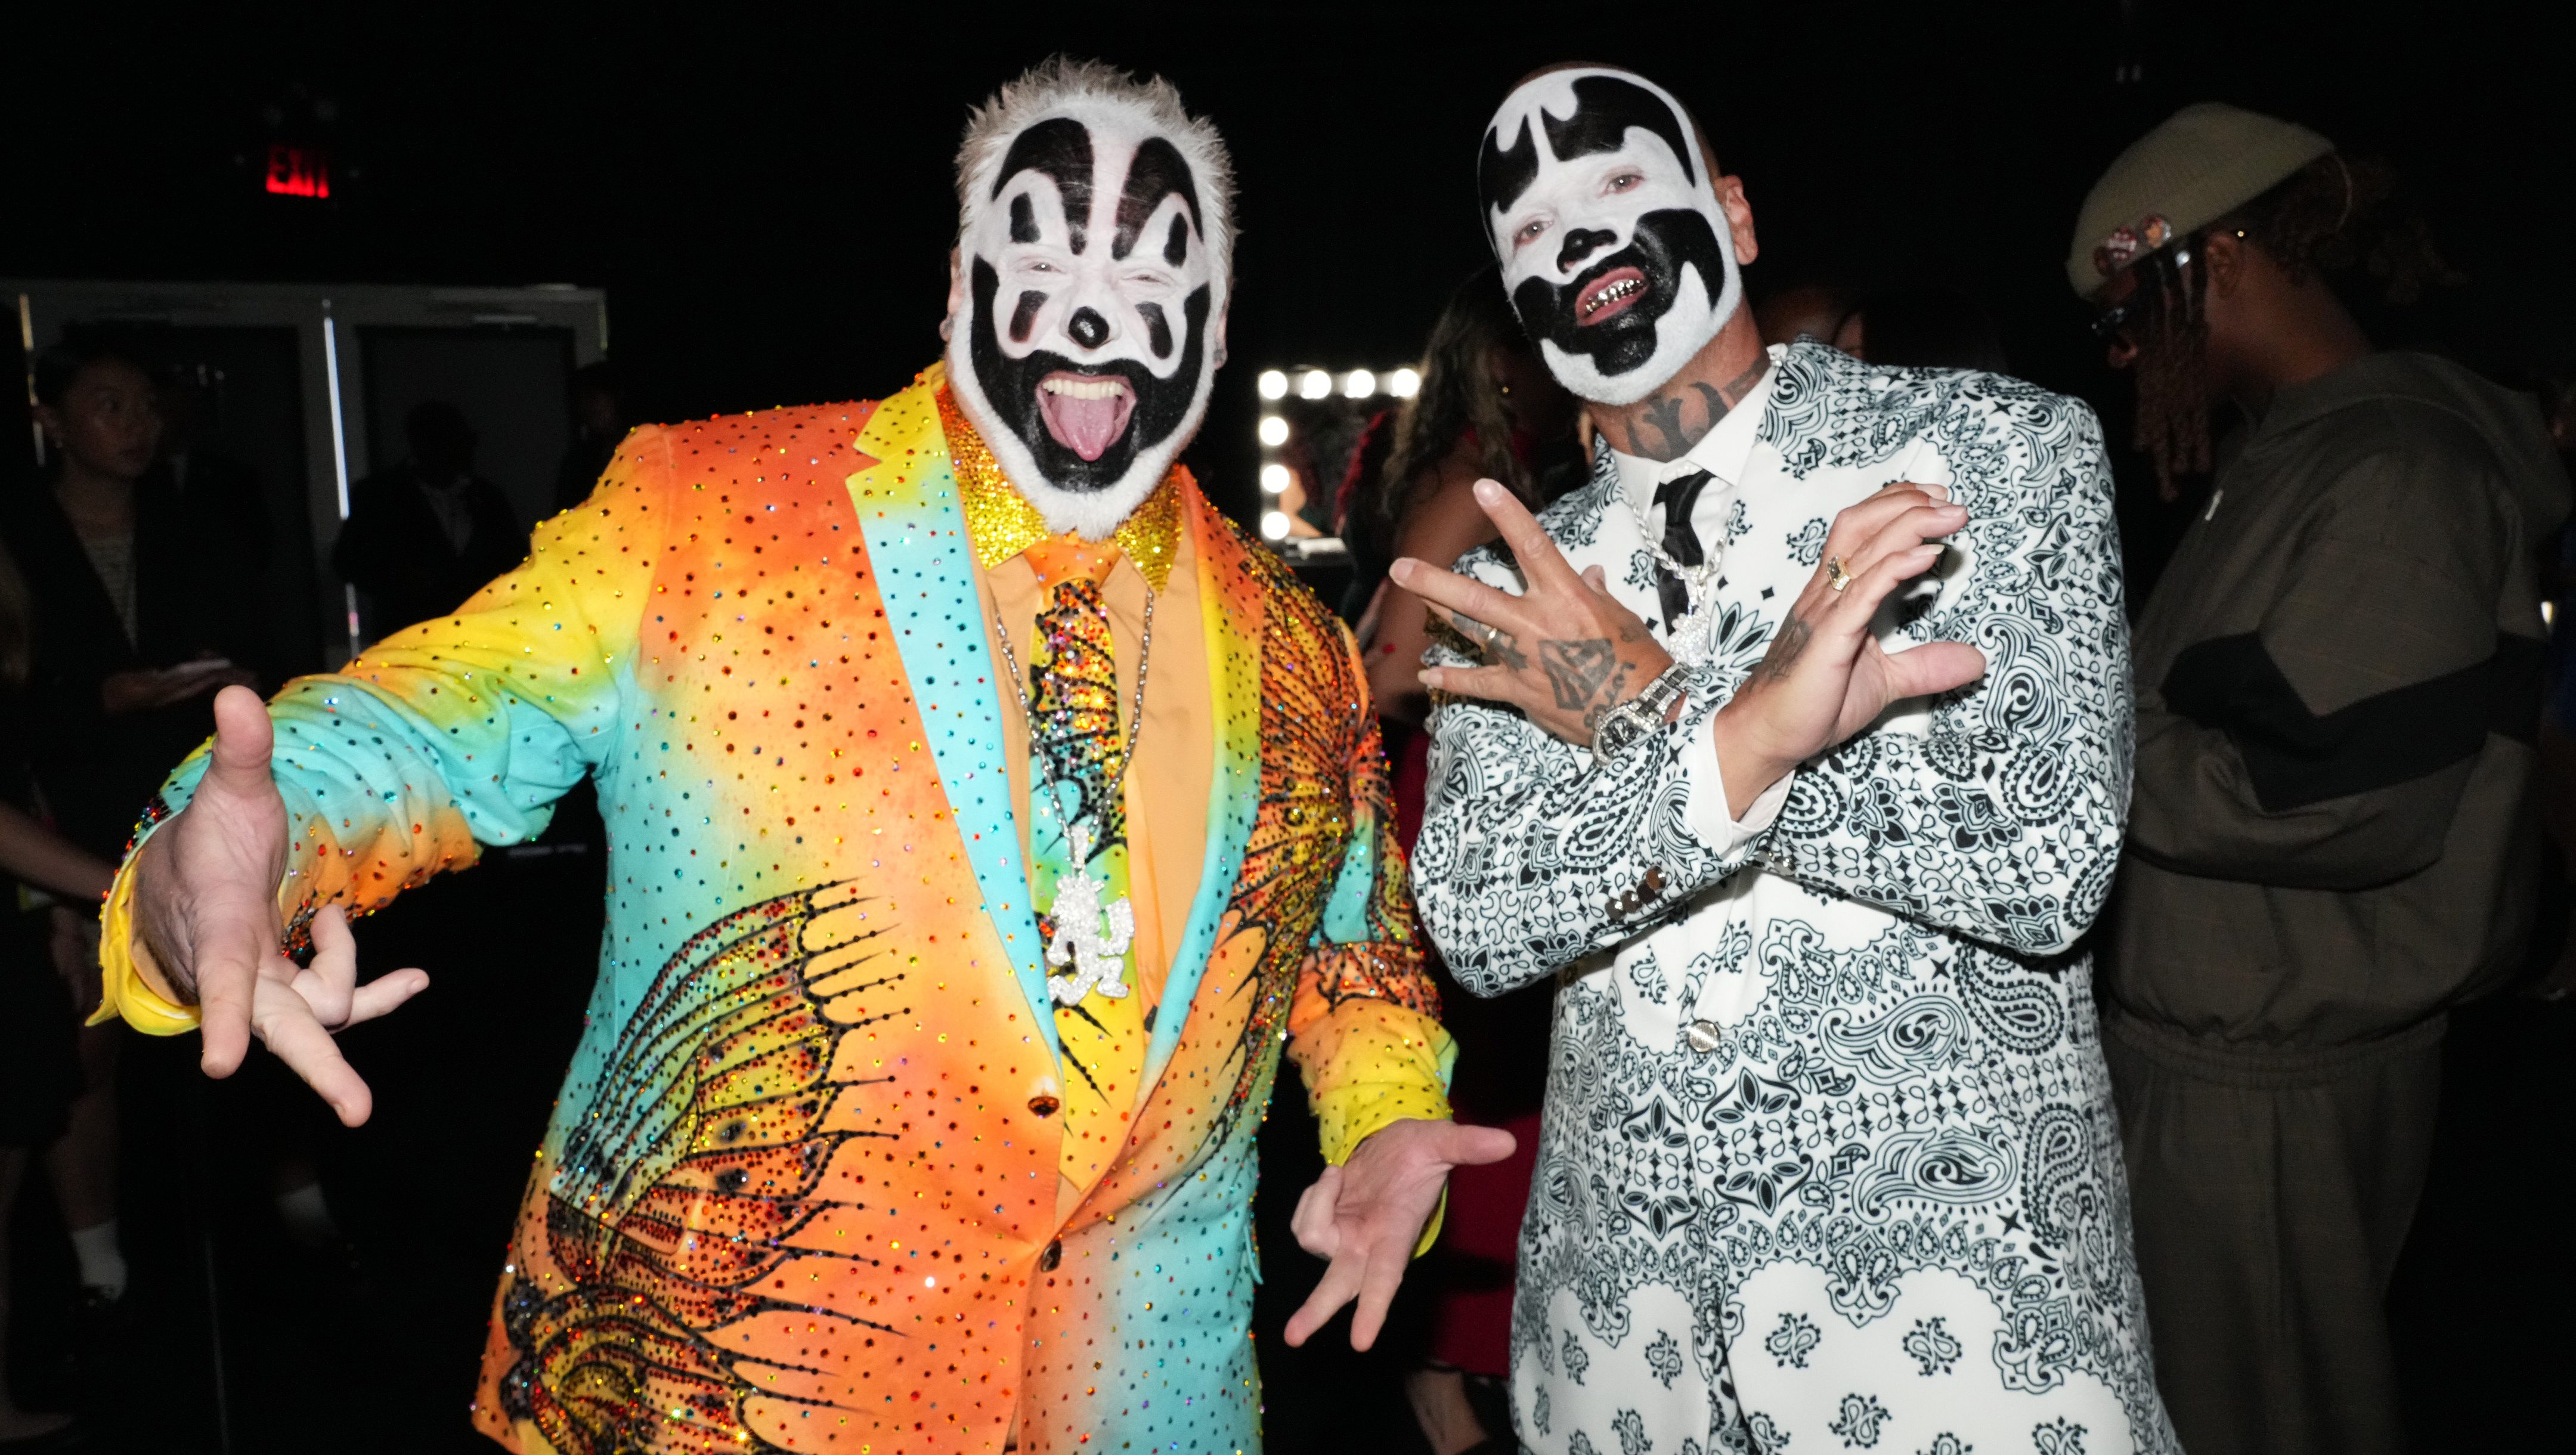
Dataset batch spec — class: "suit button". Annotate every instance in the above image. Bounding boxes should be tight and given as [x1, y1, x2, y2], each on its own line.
[1686, 1020, 1723, 1054]
[1028, 1094, 1060, 1118]
[1038, 1240, 1062, 1273]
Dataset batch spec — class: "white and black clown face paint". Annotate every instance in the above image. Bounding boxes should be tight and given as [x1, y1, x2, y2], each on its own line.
[1478, 69, 1741, 406]
[946, 98, 1225, 538]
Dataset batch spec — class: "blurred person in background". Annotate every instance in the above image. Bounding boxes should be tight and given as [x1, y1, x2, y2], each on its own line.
[0, 538, 124, 1446]
[0, 341, 263, 1340]
[551, 361, 631, 515]
[2079, 103, 2570, 1455]
[1343, 263, 1583, 1455]
[1355, 264, 1585, 729]
[335, 400, 525, 642]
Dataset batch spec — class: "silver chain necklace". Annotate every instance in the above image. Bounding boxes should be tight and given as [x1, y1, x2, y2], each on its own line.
[992, 585, 1157, 1007]
[1631, 479, 1727, 667]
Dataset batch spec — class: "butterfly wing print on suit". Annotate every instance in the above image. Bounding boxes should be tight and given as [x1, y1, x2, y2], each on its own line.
[500, 881, 905, 1455]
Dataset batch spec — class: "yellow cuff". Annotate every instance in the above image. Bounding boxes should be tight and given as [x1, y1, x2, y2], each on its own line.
[1304, 1003, 1458, 1256]
[91, 851, 202, 1036]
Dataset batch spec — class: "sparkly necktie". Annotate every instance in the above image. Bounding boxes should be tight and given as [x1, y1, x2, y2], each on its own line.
[1023, 546, 1148, 1192]
[1651, 468, 1715, 631]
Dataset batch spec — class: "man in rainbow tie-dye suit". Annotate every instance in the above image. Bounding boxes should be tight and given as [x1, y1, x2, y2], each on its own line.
[91, 59, 1506, 1455]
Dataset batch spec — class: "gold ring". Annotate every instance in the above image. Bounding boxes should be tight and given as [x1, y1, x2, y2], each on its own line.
[1826, 556, 1855, 592]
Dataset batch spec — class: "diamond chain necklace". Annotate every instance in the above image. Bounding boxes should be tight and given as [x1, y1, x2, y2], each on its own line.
[992, 585, 1157, 1005]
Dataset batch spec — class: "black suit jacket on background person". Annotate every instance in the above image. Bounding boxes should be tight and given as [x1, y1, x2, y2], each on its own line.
[0, 470, 270, 859]
[333, 467, 525, 643]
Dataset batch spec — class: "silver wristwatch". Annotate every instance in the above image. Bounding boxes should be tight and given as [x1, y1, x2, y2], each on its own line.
[1590, 664, 1692, 764]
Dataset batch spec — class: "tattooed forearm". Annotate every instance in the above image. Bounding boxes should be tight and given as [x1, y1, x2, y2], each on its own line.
[1753, 615, 1812, 685]
[1540, 638, 1618, 711]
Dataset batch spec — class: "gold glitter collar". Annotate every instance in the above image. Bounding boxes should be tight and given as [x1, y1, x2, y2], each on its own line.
[936, 386, 1185, 593]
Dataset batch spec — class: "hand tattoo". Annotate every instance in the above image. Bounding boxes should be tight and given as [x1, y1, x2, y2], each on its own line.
[1580, 662, 1636, 735]
[1753, 615, 1812, 685]
[1450, 611, 1528, 671]
[1539, 638, 1618, 711]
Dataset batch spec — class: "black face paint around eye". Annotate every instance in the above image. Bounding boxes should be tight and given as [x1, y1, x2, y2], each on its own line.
[1540, 75, 1696, 184]
[995, 117, 1095, 255]
[1478, 115, 1540, 215]
[970, 256, 1210, 493]
[1111, 137, 1202, 261]
[1136, 302, 1171, 360]
[1010, 290, 1046, 343]
[1163, 215, 1188, 267]
[1510, 207, 1727, 378]
[1009, 194, 1039, 244]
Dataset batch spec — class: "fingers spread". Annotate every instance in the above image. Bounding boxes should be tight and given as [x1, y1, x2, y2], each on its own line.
[1824, 546, 1946, 638]
[299, 905, 359, 1026]
[192, 930, 264, 1078]
[1345, 1230, 1419, 1352]
[252, 987, 376, 1126]
[1290, 1166, 1341, 1258]
[1390, 559, 1531, 637]
[1471, 479, 1581, 591]
[1882, 640, 1989, 700]
[347, 967, 430, 1025]
[1438, 1123, 1520, 1168]
[1283, 1256, 1364, 1349]
[1417, 664, 1518, 702]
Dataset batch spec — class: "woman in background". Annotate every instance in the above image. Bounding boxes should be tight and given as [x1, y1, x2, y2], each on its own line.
[1345, 266, 1583, 1455]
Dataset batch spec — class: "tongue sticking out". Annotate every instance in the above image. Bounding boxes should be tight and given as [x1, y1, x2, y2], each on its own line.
[1037, 376, 1136, 462]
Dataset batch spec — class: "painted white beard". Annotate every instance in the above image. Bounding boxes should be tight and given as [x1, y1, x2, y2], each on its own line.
[943, 338, 1198, 540]
[1537, 235, 1742, 407]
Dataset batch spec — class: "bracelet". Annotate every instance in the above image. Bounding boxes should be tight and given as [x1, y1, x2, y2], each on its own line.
[1590, 663, 1692, 765]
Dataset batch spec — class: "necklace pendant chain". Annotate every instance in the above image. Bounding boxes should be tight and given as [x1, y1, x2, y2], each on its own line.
[995, 583, 1158, 1003]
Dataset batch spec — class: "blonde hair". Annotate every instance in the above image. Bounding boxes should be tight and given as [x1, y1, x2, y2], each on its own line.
[954, 56, 1237, 278]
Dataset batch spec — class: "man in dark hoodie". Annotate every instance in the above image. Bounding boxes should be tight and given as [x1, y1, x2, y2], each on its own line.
[2076, 104, 2572, 1455]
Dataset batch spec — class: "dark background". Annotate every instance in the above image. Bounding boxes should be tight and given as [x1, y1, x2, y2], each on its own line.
[7, 2, 2575, 1451]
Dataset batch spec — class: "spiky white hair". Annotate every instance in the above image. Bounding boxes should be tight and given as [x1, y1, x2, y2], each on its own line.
[954, 55, 1237, 279]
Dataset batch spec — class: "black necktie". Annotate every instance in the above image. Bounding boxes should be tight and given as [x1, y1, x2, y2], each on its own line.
[1651, 469, 1714, 630]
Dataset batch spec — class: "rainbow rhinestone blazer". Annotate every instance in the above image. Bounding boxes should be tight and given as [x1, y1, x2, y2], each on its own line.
[101, 370, 1454, 1455]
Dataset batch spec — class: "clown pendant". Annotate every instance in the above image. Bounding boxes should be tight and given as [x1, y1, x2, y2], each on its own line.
[1663, 561, 1726, 669]
[1045, 823, 1136, 1006]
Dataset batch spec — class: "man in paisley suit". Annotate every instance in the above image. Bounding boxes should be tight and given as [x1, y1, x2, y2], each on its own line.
[1397, 66, 2179, 1454]
[85, 58, 1504, 1455]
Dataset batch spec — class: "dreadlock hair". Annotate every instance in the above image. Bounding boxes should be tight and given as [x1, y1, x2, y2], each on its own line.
[1376, 265, 1546, 538]
[2128, 152, 2458, 497]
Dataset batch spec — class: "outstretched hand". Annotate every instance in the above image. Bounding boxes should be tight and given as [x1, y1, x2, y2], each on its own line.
[1390, 479, 1673, 745]
[130, 686, 428, 1126]
[1283, 1117, 1516, 1351]
[1707, 481, 1987, 812]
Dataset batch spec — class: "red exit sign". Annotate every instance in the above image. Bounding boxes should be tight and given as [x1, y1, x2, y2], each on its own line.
[265, 144, 330, 199]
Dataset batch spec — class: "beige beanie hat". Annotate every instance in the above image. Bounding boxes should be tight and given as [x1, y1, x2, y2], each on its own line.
[2066, 102, 2334, 297]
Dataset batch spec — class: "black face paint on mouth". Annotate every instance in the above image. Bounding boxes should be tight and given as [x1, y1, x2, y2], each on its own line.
[1539, 75, 1696, 184]
[1137, 302, 1171, 360]
[994, 117, 1094, 254]
[1010, 290, 1046, 343]
[970, 258, 1210, 493]
[1111, 137, 1202, 261]
[1510, 208, 1726, 379]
